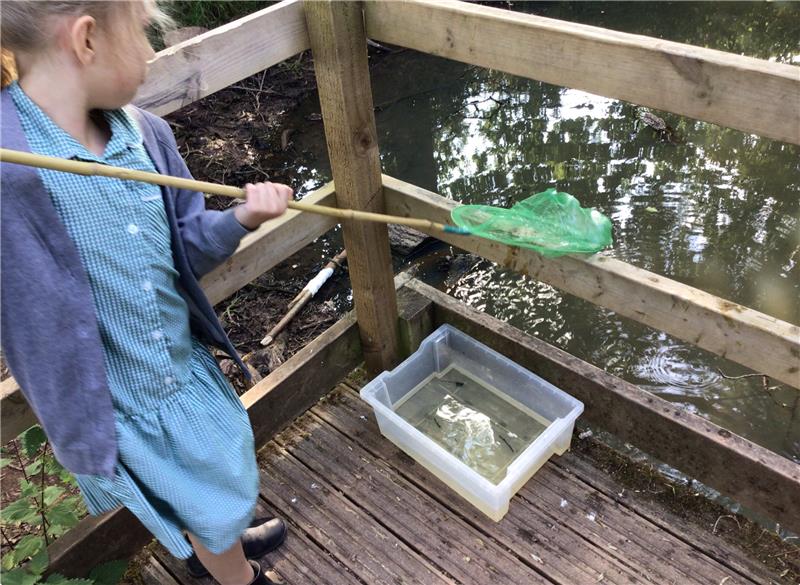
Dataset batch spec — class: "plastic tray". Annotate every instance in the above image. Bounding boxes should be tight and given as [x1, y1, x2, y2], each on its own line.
[360, 324, 584, 521]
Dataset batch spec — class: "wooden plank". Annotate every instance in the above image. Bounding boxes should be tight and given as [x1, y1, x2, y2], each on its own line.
[139, 557, 181, 585]
[201, 182, 338, 305]
[0, 376, 36, 444]
[305, 0, 400, 374]
[134, 0, 310, 116]
[1, 182, 339, 445]
[400, 278, 800, 534]
[276, 410, 553, 584]
[44, 508, 152, 579]
[524, 467, 748, 584]
[396, 285, 435, 358]
[313, 387, 655, 585]
[383, 176, 800, 389]
[259, 442, 457, 585]
[241, 312, 361, 449]
[553, 453, 781, 584]
[324, 385, 783, 585]
[364, 0, 800, 145]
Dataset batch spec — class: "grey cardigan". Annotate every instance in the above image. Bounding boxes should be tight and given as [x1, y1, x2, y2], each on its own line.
[1, 89, 250, 477]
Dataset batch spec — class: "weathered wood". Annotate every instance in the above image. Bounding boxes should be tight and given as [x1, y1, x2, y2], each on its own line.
[524, 467, 742, 584]
[402, 278, 800, 533]
[241, 312, 362, 449]
[44, 508, 152, 579]
[258, 443, 457, 584]
[383, 176, 800, 389]
[201, 182, 338, 305]
[305, 0, 400, 374]
[364, 0, 800, 145]
[139, 556, 181, 585]
[0, 376, 36, 444]
[135, 0, 310, 116]
[315, 386, 753, 585]
[0, 182, 339, 444]
[276, 411, 551, 584]
[553, 453, 780, 584]
[396, 285, 435, 358]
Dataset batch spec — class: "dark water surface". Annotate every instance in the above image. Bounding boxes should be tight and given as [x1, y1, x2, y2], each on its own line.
[286, 2, 800, 461]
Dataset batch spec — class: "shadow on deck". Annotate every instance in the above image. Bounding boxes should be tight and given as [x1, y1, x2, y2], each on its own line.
[139, 379, 785, 585]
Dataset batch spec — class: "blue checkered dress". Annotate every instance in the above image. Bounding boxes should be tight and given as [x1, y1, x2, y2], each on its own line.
[9, 82, 259, 559]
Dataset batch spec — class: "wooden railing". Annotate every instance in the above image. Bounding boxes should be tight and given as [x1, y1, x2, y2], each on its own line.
[2, 0, 798, 575]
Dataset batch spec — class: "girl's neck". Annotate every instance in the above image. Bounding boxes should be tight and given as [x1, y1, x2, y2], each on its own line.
[18, 66, 111, 157]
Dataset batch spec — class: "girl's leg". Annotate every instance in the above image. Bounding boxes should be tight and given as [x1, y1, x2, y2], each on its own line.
[186, 533, 254, 585]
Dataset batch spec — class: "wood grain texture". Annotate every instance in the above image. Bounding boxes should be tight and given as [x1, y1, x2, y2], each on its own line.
[404, 277, 800, 534]
[135, 0, 310, 116]
[305, 0, 400, 374]
[383, 175, 800, 389]
[365, 0, 800, 144]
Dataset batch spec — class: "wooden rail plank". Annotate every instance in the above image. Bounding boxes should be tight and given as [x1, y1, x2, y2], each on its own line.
[383, 176, 800, 389]
[364, 0, 800, 145]
[201, 182, 338, 305]
[401, 278, 800, 533]
[134, 0, 310, 116]
[305, 0, 400, 374]
[241, 311, 361, 449]
[0, 182, 339, 444]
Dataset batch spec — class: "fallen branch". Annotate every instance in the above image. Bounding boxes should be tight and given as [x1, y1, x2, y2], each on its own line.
[260, 250, 347, 346]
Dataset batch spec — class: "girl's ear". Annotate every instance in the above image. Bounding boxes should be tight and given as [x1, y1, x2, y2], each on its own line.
[68, 15, 98, 65]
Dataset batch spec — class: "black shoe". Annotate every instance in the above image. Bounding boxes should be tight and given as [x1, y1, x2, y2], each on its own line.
[247, 559, 278, 585]
[186, 518, 288, 578]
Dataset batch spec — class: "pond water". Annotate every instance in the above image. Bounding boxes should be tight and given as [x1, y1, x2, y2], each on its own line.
[283, 1, 800, 462]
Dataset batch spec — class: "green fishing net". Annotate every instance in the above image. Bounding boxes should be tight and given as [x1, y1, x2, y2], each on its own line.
[450, 188, 613, 257]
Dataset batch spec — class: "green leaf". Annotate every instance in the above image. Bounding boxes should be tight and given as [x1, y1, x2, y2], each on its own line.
[28, 548, 49, 576]
[25, 459, 43, 476]
[43, 576, 92, 585]
[14, 535, 46, 562]
[2, 548, 18, 570]
[43, 486, 65, 506]
[645, 206, 659, 213]
[44, 503, 79, 530]
[58, 469, 76, 486]
[19, 479, 38, 499]
[1, 498, 40, 525]
[20, 426, 47, 458]
[0, 457, 13, 469]
[0, 567, 41, 585]
[89, 560, 128, 585]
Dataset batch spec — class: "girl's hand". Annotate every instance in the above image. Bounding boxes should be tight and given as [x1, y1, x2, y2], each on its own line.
[234, 182, 294, 230]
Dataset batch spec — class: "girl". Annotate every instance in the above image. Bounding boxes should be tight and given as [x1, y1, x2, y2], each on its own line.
[1, 2, 290, 584]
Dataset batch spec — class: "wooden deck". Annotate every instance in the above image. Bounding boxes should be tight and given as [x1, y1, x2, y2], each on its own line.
[141, 381, 785, 585]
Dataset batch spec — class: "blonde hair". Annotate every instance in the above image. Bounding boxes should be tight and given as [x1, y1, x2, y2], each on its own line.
[1, 1, 171, 81]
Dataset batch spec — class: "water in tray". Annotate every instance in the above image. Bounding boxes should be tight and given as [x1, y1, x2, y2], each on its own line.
[393, 364, 549, 484]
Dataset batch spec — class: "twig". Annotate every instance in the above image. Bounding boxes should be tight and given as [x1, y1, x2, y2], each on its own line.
[712, 514, 741, 534]
[717, 368, 765, 380]
[261, 250, 347, 345]
[11, 441, 29, 483]
[39, 442, 49, 545]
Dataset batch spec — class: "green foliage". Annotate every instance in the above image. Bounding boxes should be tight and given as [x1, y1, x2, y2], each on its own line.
[1, 426, 125, 585]
[167, 1, 275, 29]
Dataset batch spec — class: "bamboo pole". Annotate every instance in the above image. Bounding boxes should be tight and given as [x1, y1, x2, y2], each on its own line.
[0, 148, 469, 236]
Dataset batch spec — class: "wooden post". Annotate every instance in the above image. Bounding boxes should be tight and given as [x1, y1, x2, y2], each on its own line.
[304, 0, 399, 374]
